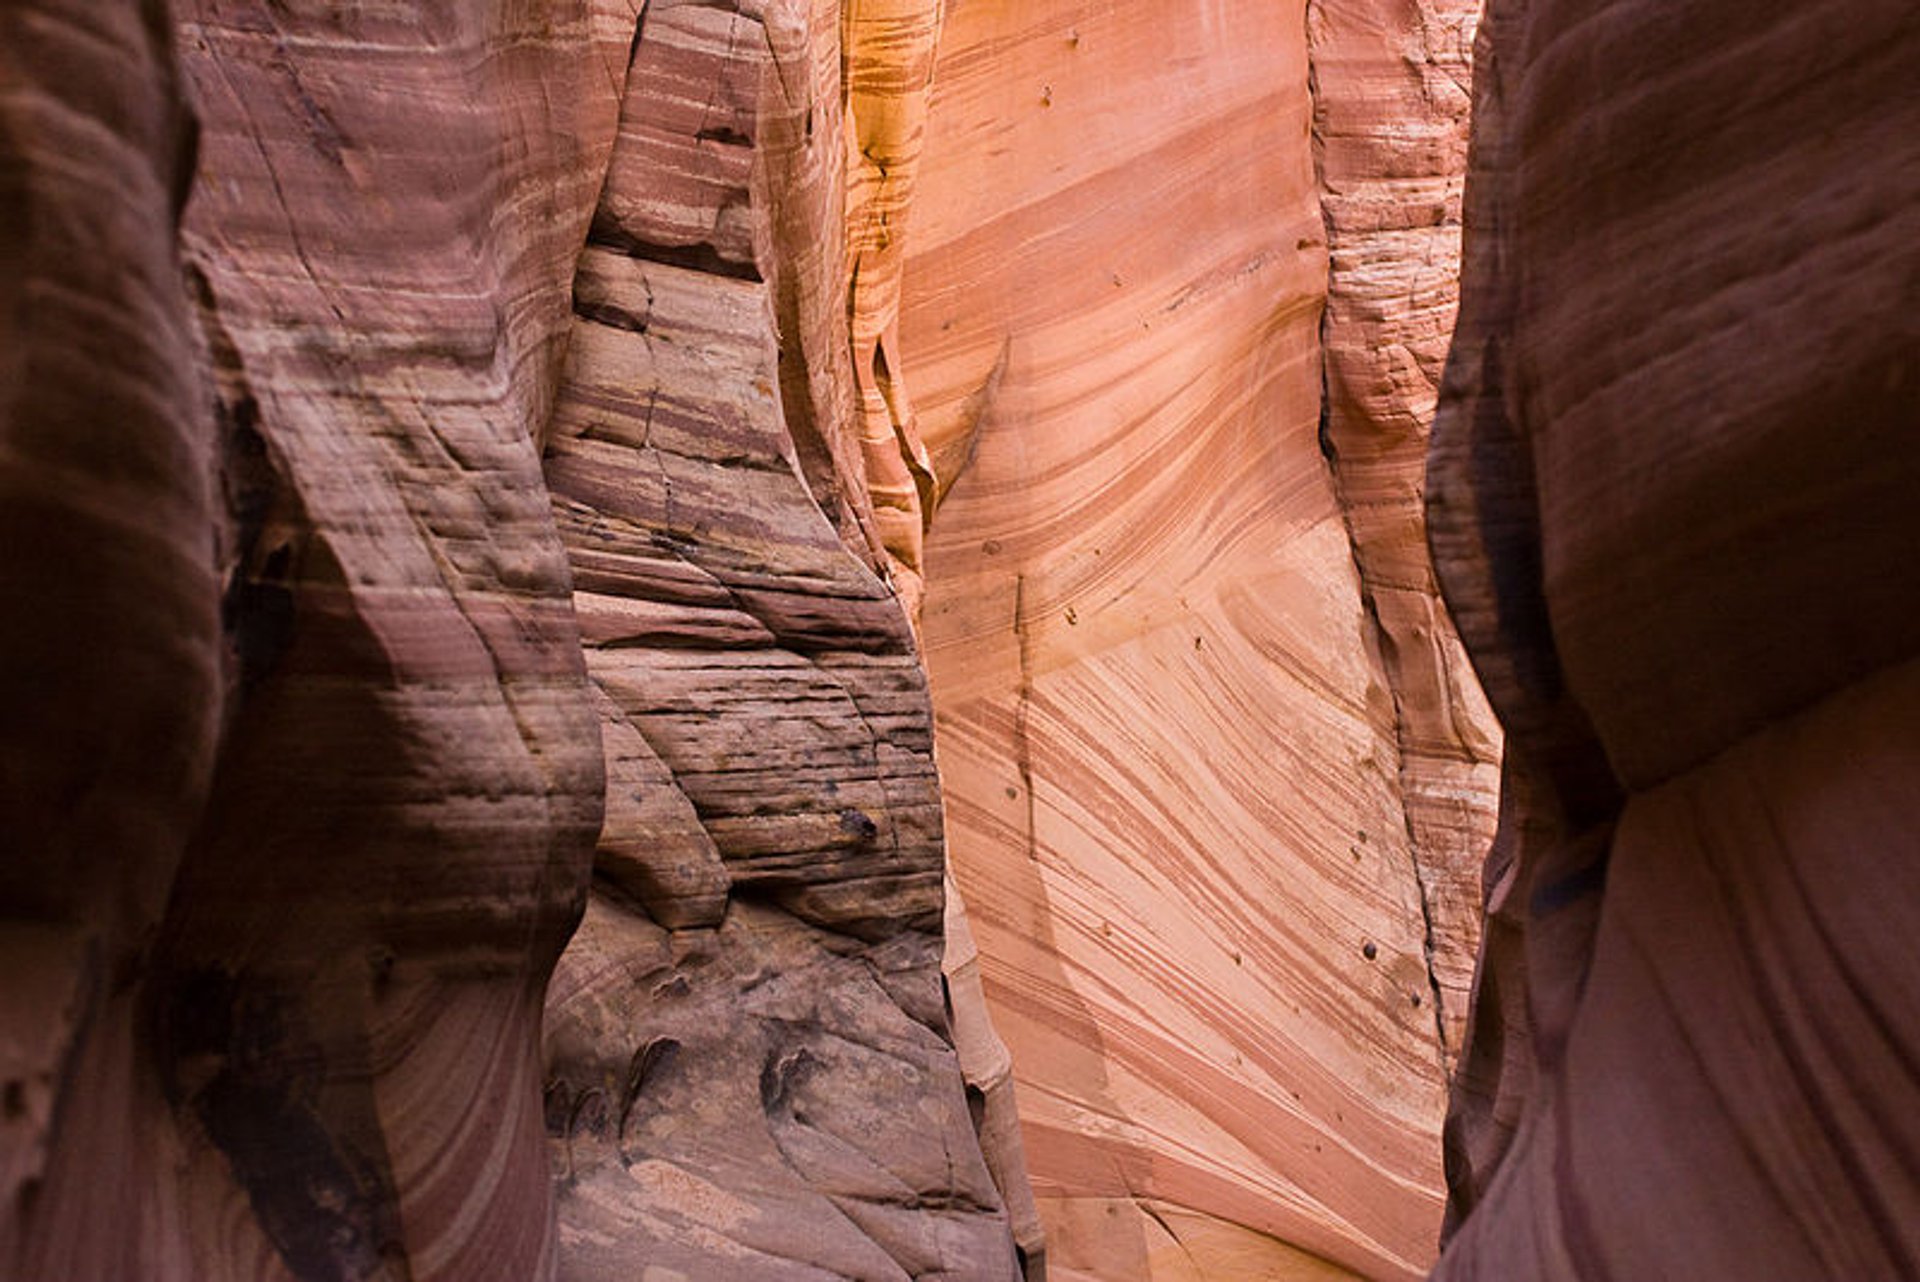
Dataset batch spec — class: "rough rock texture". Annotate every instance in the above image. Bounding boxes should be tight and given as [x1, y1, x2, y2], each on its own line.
[2, 1, 1027, 1278]
[902, 2, 1494, 1277]
[845, 0, 944, 627]
[3, 4, 618, 1278]
[538, 5, 1022, 1273]
[1307, 0, 1499, 1059]
[1431, 1, 1920, 1276]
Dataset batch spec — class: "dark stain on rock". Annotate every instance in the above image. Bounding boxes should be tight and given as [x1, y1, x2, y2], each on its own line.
[839, 808, 880, 842]
[157, 970, 404, 1282]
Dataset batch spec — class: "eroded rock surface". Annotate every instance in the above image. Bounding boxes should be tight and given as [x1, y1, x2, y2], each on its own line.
[1431, 1, 1920, 1275]
[903, 2, 1495, 1277]
[0, 4, 219, 1275]
[3, 1, 1024, 1278]
[1308, 0, 1500, 1059]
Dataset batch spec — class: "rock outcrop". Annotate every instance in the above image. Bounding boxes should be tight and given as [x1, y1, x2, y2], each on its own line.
[901, 1, 1496, 1277]
[1430, 1, 1920, 1276]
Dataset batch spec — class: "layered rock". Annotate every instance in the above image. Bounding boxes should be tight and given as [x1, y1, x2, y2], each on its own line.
[160, 7, 623, 1276]
[903, 1, 1494, 1276]
[1307, 0, 1499, 1059]
[1431, 1, 1920, 1275]
[3, 1, 1028, 1278]
[0, 4, 219, 1275]
[538, 7, 1020, 1271]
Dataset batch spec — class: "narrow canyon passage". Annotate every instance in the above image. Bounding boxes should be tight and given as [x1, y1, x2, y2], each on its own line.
[4, 1, 1915, 1281]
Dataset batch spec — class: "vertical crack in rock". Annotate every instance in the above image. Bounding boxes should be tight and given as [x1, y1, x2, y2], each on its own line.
[1011, 573, 1039, 870]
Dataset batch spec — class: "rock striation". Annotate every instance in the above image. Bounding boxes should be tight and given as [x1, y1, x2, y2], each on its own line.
[2, 1, 1025, 1279]
[7, 4, 619, 1277]
[902, 1, 1497, 1277]
[1308, 0, 1500, 1060]
[1430, 1, 1920, 1276]
[0, 4, 221, 1275]
[2, 0, 1541, 1278]
[538, 3, 1023, 1273]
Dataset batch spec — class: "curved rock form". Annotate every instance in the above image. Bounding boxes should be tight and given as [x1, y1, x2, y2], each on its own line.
[902, 2, 1494, 1276]
[845, 0, 945, 626]
[1431, 0, 1920, 1274]
[6, 3, 614, 1278]
[151, 9, 615, 1278]
[4, 1, 1029, 1278]
[536, 1, 1026, 1277]
[0, 5, 219, 1276]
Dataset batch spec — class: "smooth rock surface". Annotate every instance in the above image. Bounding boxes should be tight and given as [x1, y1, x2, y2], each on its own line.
[903, 1, 1494, 1276]
[0, 4, 218, 1276]
[1430, 1, 1920, 1274]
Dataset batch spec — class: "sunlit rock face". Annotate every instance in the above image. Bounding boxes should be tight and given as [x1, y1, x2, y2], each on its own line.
[902, 1, 1496, 1278]
[1430, 1, 1920, 1276]
[1, 0, 1517, 1275]
[1308, 0, 1500, 1061]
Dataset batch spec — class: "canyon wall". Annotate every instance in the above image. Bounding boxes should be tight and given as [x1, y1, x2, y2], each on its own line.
[2, 1, 1024, 1278]
[538, 2, 1027, 1275]
[1308, 0, 1499, 1061]
[5, 3, 616, 1276]
[1430, 1, 1920, 1276]
[902, 1, 1495, 1277]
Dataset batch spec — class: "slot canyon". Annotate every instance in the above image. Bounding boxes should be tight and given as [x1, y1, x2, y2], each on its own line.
[1, 1, 1914, 1280]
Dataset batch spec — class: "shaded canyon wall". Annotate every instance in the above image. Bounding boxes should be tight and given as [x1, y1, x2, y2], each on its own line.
[1429, 0, 1920, 1277]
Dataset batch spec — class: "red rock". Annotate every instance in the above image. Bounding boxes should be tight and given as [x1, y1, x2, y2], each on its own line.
[1430, 1, 1920, 1274]
[146, 6, 616, 1278]
[0, 4, 218, 1276]
[539, 2, 1026, 1275]
[1309, 0, 1502, 1060]
[6, 2, 1026, 1277]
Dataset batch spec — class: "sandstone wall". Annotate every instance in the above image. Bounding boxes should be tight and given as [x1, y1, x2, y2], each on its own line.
[538, 2, 1023, 1275]
[1430, 1, 1920, 1275]
[901, 1, 1495, 1277]
[0, 0, 1532, 1276]
[1, 1, 1025, 1278]
[1308, 0, 1500, 1060]
[5, 4, 615, 1276]
[1, 4, 222, 1274]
